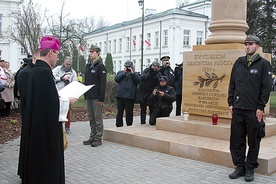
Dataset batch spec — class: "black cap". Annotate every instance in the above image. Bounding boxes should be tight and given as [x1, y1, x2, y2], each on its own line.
[244, 35, 260, 45]
[159, 76, 168, 82]
[160, 56, 170, 61]
[124, 61, 133, 67]
[90, 44, 101, 52]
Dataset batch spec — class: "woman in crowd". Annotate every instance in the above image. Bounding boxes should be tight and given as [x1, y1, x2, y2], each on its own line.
[1, 61, 15, 117]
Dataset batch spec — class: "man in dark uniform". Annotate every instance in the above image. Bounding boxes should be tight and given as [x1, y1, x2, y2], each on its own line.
[174, 62, 183, 116]
[83, 45, 107, 147]
[138, 61, 162, 124]
[148, 76, 176, 125]
[159, 56, 175, 87]
[228, 35, 272, 182]
[22, 36, 65, 183]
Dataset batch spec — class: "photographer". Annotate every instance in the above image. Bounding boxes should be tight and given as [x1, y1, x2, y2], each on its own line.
[138, 61, 162, 124]
[52, 56, 77, 134]
[115, 61, 141, 127]
[148, 76, 176, 125]
[159, 56, 175, 87]
[174, 62, 183, 116]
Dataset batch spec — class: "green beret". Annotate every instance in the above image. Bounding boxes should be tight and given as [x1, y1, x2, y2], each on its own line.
[90, 44, 101, 52]
[244, 35, 260, 45]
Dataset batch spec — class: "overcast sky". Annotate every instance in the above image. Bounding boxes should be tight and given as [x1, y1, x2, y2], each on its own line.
[31, 0, 196, 25]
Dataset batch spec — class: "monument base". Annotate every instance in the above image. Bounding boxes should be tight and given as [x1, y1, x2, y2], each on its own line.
[104, 116, 276, 174]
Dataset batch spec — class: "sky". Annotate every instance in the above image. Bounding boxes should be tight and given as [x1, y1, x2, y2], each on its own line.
[30, 0, 196, 25]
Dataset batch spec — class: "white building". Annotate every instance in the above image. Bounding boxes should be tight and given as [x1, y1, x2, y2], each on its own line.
[0, 0, 24, 72]
[84, 0, 211, 73]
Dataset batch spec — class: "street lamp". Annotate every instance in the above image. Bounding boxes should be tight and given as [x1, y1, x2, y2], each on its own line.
[138, 0, 144, 72]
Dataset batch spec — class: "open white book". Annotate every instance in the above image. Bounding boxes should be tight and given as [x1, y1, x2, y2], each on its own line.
[58, 81, 94, 121]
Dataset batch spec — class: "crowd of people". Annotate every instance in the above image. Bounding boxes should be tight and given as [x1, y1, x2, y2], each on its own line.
[0, 34, 271, 183]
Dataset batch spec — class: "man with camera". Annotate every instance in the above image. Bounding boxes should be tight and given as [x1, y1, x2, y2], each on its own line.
[159, 56, 175, 87]
[52, 56, 77, 134]
[137, 61, 162, 124]
[114, 61, 140, 127]
[148, 76, 176, 125]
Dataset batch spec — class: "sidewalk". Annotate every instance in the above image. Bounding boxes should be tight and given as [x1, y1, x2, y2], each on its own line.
[1, 117, 276, 184]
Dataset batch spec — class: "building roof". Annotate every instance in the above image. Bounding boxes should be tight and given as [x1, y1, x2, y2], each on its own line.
[83, 8, 208, 37]
[180, 0, 211, 9]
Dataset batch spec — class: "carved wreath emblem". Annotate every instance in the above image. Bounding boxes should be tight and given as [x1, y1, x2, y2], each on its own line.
[193, 72, 226, 88]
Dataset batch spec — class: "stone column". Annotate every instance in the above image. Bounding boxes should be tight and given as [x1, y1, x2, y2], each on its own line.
[205, 0, 248, 44]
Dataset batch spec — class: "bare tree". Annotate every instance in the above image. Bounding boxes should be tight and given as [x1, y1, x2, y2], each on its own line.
[5, 0, 45, 55]
[77, 16, 110, 34]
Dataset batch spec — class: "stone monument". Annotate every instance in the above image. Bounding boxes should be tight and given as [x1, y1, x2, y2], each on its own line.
[182, 0, 271, 120]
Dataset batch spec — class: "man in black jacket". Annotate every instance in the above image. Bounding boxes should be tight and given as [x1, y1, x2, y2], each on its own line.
[174, 62, 183, 116]
[138, 61, 162, 124]
[83, 45, 107, 147]
[148, 76, 176, 125]
[159, 56, 175, 87]
[115, 61, 140, 127]
[228, 35, 272, 182]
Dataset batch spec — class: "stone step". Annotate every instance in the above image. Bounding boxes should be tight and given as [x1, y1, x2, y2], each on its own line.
[156, 116, 276, 141]
[103, 122, 276, 174]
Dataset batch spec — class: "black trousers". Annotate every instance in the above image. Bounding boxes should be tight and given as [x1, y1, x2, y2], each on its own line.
[139, 94, 153, 124]
[149, 104, 172, 125]
[116, 98, 135, 127]
[176, 95, 182, 116]
[230, 109, 261, 168]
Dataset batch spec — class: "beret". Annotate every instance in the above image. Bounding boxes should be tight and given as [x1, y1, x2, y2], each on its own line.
[244, 35, 260, 45]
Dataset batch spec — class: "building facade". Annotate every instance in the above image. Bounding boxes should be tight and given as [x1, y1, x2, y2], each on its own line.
[84, 0, 211, 73]
[0, 0, 24, 72]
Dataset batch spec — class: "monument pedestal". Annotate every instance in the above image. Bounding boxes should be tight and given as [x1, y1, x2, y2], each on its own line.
[104, 116, 276, 174]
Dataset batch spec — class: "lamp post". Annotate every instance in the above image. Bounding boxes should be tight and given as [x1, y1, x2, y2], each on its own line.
[138, 0, 144, 72]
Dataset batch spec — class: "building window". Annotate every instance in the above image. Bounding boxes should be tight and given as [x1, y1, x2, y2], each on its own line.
[163, 30, 168, 46]
[99, 42, 102, 52]
[147, 58, 151, 67]
[104, 41, 107, 54]
[21, 47, 26, 55]
[113, 39, 116, 53]
[0, 14, 2, 34]
[132, 36, 136, 50]
[183, 30, 190, 46]
[196, 31, 203, 45]
[139, 34, 142, 50]
[113, 60, 116, 72]
[133, 59, 136, 70]
[155, 31, 159, 47]
[146, 33, 151, 48]
[119, 38, 122, 52]
[119, 60, 122, 70]
[126, 37, 130, 51]
[108, 40, 111, 52]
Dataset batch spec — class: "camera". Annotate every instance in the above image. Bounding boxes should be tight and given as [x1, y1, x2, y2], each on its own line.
[126, 67, 131, 72]
[64, 80, 70, 85]
[166, 61, 170, 64]
[156, 90, 160, 95]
